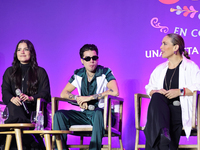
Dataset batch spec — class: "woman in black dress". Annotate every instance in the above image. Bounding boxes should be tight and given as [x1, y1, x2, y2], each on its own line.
[1, 39, 51, 149]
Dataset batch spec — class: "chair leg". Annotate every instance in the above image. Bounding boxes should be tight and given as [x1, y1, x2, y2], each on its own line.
[14, 128, 23, 150]
[5, 134, 12, 150]
[108, 131, 111, 150]
[135, 130, 139, 150]
[119, 136, 123, 150]
[44, 134, 51, 150]
[80, 136, 84, 150]
[80, 136, 83, 145]
[198, 125, 200, 149]
[52, 135, 55, 149]
[55, 135, 63, 150]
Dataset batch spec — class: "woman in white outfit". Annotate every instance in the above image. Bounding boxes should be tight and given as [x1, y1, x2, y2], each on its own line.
[144, 33, 200, 150]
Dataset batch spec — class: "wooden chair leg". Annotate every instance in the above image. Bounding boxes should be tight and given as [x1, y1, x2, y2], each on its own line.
[14, 128, 23, 150]
[119, 137, 123, 150]
[135, 129, 139, 150]
[80, 136, 83, 145]
[44, 134, 51, 150]
[108, 130, 111, 150]
[52, 135, 55, 149]
[5, 134, 12, 150]
[55, 135, 63, 150]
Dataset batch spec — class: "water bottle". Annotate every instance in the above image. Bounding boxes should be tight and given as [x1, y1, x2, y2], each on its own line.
[0, 107, 4, 124]
[36, 111, 44, 130]
[40, 112, 44, 130]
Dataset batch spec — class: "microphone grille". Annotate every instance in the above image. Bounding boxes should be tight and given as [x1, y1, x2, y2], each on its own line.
[88, 105, 95, 110]
[15, 89, 21, 96]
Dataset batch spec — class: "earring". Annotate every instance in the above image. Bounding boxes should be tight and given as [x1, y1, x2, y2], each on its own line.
[174, 51, 177, 55]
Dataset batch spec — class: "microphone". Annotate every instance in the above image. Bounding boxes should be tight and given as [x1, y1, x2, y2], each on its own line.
[15, 89, 29, 114]
[88, 105, 95, 111]
[173, 100, 180, 106]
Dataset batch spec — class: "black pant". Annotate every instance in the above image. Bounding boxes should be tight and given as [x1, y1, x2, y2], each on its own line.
[144, 93, 182, 150]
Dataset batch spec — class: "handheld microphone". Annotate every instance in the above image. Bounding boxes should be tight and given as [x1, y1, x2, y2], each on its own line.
[15, 89, 29, 114]
[88, 105, 95, 111]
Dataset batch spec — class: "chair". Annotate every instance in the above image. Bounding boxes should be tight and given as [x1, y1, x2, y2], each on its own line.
[52, 95, 124, 150]
[134, 91, 200, 150]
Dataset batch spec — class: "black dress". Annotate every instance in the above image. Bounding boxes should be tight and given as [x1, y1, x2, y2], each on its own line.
[1, 63, 51, 150]
[144, 61, 183, 150]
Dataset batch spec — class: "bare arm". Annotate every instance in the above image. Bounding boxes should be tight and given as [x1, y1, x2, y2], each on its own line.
[60, 82, 88, 109]
[92, 79, 119, 99]
[183, 88, 193, 96]
[60, 82, 77, 99]
[77, 80, 119, 106]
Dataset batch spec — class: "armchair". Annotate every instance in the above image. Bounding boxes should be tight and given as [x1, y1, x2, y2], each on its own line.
[52, 95, 124, 150]
[134, 91, 200, 150]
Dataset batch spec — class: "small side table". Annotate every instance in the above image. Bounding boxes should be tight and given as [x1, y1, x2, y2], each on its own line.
[0, 123, 72, 150]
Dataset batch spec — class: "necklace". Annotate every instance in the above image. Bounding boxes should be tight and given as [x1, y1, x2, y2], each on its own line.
[86, 72, 95, 82]
[164, 67, 177, 90]
[21, 68, 29, 93]
[22, 68, 29, 81]
[86, 72, 94, 77]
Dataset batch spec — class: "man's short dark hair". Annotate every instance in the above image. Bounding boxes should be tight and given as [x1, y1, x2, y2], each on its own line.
[79, 44, 98, 58]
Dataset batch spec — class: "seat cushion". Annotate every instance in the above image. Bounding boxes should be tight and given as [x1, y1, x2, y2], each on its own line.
[69, 125, 93, 131]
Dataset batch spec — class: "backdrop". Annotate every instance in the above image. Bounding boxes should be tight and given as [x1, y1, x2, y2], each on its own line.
[0, 0, 200, 149]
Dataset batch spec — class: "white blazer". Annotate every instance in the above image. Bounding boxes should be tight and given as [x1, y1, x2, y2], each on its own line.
[145, 56, 200, 138]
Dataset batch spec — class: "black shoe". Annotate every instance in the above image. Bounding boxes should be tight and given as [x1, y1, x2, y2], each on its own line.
[161, 128, 171, 143]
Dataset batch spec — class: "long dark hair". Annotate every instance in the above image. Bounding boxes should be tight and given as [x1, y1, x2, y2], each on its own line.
[167, 33, 190, 59]
[11, 40, 38, 95]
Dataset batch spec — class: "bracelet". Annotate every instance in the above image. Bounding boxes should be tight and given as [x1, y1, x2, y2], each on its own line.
[180, 89, 184, 96]
[183, 88, 186, 96]
[74, 95, 78, 101]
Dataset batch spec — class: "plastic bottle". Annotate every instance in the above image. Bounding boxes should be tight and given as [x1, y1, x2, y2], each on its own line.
[0, 107, 4, 124]
[36, 111, 44, 130]
[40, 112, 44, 130]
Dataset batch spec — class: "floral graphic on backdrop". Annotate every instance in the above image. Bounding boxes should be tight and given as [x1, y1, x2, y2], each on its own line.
[150, 17, 169, 33]
[159, 0, 179, 4]
[170, 5, 200, 19]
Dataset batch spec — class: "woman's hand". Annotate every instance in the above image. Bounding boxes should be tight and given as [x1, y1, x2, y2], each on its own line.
[19, 93, 34, 102]
[10, 97, 22, 106]
[150, 89, 167, 96]
[157, 89, 168, 95]
[77, 96, 92, 106]
[164, 89, 180, 99]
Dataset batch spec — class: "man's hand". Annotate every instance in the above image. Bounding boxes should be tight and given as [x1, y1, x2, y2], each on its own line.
[77, 96, 91, 106]
[79, 102, 88, 109]
[164, 89, 180, 99]
[10, 97, 22, 106]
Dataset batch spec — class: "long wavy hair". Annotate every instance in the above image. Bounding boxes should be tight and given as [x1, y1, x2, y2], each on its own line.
[167, 33, 190, 59]
[11, 40, 38, 95]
